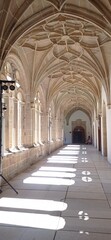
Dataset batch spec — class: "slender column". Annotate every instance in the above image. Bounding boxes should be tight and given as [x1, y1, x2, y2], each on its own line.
[14, 98, 18, 147]
[107, 105, 111, 163]
[2, 94, 9, 150]
[24, 95, 32, 147]
[0, 82, 3, 170]
[41, 112, 47, 143]
[31, 102, 35, 145]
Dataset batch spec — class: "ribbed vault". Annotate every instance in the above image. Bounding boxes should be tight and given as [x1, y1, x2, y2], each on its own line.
[0, 0, 111, 119]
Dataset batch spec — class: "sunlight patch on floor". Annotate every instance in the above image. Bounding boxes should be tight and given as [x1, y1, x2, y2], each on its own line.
[32, 171, 76, 178]
[48, 156, 78, 160]
[0, 211, 65, 230]
[82, 171, 91, 175]
[39, 166, 77, 172]
[23, 177, 75, 185]
[58, 150, 80, 155]
[82, 176, 92, 182]
[78, 211, 89, 221]
[47, 159, 78, 164]
[0, 198, 67, 211]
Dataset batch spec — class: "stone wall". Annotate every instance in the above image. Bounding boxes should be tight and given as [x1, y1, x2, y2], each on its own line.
[1, 140, 63, 183]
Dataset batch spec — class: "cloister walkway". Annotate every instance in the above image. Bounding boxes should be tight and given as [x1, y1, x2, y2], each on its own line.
[0, 144, 111, 240]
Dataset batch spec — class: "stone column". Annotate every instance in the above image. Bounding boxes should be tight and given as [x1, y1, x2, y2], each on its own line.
[97, 114, 102, 152]
[24, 95, 32, 147]
[31, 102, 35, 145]
[52, 115, 56, 142]
[41, 112, 48, 144]
[8, 92, 14, 149]
[106, 105, 111, 163]
[101, 105, 107, 156]
[3, 94, 9, 150]
[21, 101, 25, 146]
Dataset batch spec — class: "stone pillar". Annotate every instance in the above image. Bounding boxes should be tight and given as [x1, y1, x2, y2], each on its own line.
[8, 92, 14, 149]
[13, 97, 17, 147]
[41, 112, 48, 144]
[21, 101, 25, 146]
[55, 117, 58, 140]
[3, 94, 9, 150]
[96, 115, 102, 152]
[106, 106, 111, 163]
[24, 95, 32, 147]
[101, 105, 107, 156]
[31, 102, 35, 145]
[58, 117, 62, 140]
[93, 120, 96, 147]
[52, 115, 56, 142]
[36, 106, 41, 143]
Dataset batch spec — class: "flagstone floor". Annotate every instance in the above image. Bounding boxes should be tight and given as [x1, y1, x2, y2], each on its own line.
[0, 144, 111, 240]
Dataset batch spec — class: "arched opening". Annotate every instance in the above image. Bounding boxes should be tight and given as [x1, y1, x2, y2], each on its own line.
[72, 126, 85, 144]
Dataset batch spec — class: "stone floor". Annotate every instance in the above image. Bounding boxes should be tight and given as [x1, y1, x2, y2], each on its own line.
[0, 144, 111, 240]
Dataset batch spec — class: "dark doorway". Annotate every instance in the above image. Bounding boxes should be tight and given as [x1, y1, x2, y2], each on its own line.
[72, 126, 85, 144]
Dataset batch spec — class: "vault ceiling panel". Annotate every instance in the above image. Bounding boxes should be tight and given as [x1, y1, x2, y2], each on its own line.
[16, 0, 50, 26]
[1, 0, 111, 117]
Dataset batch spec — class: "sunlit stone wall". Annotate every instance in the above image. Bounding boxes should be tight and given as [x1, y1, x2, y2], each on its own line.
[2, 140, 63, 182]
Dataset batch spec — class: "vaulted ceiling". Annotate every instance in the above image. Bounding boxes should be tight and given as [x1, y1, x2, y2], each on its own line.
[0, 0, 111, 117]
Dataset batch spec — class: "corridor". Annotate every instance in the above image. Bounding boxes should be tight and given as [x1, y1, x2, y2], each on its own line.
[0, 144, 111, 240]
